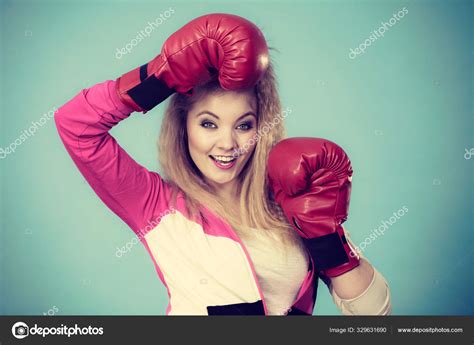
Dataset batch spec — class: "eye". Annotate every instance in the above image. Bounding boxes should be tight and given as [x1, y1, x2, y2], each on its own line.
[200, 120, 254, 131]
[237, 122, 254, 131]
[200, 121, 216, 129]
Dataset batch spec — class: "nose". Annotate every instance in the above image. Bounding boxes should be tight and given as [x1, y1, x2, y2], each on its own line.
[215, 127, 237, 152]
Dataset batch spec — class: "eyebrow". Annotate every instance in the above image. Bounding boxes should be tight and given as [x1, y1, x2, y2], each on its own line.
[196, 111, 256, 122]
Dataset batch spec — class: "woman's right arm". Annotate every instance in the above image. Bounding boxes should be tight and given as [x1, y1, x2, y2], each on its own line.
[54, 79, 171, 235]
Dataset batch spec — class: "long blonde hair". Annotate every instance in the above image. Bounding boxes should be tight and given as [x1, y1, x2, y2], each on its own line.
[158, 64, 301, 252]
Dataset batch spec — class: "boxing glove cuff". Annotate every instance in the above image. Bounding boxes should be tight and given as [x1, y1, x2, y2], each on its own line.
[116, 62, 175, 113]
[303, 226, 360, 277]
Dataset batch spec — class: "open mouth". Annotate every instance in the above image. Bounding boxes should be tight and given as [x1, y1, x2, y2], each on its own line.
[209, 155, 238, 169]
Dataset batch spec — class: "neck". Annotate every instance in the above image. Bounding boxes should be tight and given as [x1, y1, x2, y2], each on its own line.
[212, 180, 240, 203]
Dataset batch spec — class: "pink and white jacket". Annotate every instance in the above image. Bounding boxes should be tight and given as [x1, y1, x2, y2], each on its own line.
[54, 80, 329, 316]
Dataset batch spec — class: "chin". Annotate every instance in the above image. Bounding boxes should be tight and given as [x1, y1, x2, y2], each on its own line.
[203, 171, 235, 184]
[208, 177, 234, 185]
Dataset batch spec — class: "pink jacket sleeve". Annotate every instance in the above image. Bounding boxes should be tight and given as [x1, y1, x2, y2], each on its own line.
[54, 80, 172, 235]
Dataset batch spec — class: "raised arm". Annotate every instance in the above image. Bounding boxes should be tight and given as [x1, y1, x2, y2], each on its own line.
[54, 80, 170, 234]
[328, 229, 392, 315]
[267, 137, 392, 315]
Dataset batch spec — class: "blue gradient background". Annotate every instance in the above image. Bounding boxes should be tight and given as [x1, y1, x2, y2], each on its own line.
[0, 0, 472, 315]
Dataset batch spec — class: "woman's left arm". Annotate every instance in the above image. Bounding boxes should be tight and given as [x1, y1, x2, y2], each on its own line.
[328, 229, 392, 315]
[330, 256, 375, 299]
[267, 138, 391, 315]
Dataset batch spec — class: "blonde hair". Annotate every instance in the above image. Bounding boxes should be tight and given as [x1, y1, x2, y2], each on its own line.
[158, 64, 301, 254]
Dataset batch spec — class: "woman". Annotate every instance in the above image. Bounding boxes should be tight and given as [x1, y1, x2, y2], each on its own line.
[55, 13, 391, 315]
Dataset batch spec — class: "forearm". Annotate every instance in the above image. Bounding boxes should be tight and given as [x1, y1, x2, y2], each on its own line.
[55, 80, 169, 234]
[330, 257, 374, 299]
[328, 258, 391, 315]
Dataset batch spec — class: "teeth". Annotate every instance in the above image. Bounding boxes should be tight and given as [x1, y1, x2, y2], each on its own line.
[212, 155, 236, 162]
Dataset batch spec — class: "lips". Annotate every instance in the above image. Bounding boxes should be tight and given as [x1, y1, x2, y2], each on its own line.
[209, 155, 237, 170]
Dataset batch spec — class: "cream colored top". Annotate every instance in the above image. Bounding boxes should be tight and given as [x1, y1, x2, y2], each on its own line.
[240, 228, 392, 315]
[240, 231, 310, 315]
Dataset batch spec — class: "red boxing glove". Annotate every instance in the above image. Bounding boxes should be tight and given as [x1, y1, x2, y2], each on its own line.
[267, 138, 360, 277]
[116, 13, 269, 112]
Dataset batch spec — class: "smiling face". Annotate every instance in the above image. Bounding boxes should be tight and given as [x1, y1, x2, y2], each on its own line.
[186, 90, 258, 198]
